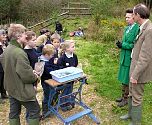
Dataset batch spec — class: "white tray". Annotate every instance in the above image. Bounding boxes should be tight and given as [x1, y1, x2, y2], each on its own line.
[50, 67, 83, 83]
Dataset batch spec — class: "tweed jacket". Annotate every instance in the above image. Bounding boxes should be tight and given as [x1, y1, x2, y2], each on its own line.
[130, 20, 152, 83]
[2, 40, 37, 101]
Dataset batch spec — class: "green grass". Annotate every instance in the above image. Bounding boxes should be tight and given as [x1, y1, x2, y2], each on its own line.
[55, 17, 152, 124]
[76, 38, 152, 125]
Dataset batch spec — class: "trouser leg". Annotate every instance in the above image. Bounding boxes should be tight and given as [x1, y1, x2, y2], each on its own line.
[117, 84, 128, 107]
[9, 96, 21, 125]
[116, 84, 125, 102]
[0, 72, 7, 99]
[23, 100, 40, 125]
[41, 81, 50, 116]
[129, 82, 144, 125]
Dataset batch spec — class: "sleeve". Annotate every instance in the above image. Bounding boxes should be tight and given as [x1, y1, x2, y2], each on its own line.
[16, 52, 37, 84]
[43, 61, 55, 76]
[132, 29, 152, 80]
[74, 54, 78, 67]
[57, 56, 65, 69]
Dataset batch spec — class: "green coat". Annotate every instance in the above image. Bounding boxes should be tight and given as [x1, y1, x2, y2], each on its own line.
[118, 23, 139, 84]
[2, 40, 37, 101]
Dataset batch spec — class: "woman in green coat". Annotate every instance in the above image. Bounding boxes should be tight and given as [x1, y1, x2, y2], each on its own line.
[116, 8, 139, 107]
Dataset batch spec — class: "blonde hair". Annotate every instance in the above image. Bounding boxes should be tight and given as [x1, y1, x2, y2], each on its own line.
[58, 40, 75, 57]
[62, 40, 75, 49]
[42, 44, 55, 55]
[26, 30, 36, 41]
[8, 24, 26, 40]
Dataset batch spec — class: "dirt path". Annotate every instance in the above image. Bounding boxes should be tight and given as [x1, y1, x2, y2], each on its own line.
[0, 83, 119, 125]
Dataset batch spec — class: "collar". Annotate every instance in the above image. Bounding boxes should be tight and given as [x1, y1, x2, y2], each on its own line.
[140, 19, 149, 31]
[10, 39, 23, 49]
[39, 55, 49, 62]
[65, 52, 73, 58]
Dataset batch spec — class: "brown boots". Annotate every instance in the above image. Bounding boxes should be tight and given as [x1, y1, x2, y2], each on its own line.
[116, 84, 129, 107]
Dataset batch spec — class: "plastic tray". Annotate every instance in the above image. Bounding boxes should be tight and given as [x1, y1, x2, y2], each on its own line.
[50, 67, 83, 83]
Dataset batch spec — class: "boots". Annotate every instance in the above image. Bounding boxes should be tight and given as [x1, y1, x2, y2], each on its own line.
[120, 97, 132, 120]
[129, 105, 142, 125]
[9, 118, 20, 125]
[117, 85, 129, 107]
[28, 119, 39, 125]
[116, 84, 125, 102]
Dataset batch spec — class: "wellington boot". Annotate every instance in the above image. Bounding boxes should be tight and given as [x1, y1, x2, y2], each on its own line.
[130, 105, 142, 125]
[120, 114, 131, 120]
[120, 97, 132, 120]
[9, 118, 20, 125]
[28, 119, 39, 125]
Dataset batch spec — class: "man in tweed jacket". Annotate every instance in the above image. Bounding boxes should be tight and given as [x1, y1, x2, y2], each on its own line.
[120, 4, 152, 125]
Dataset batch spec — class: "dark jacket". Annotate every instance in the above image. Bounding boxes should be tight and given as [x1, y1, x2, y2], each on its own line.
[39, 55, 55, 82]
[57, 53, 78, 69]
[24, 48, 39, 69]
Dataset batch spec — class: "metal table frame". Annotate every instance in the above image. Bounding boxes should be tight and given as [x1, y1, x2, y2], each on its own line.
[45, 76, 100, 125]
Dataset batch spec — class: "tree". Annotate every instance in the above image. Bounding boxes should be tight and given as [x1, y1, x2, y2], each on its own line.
[144, 0, 152, 10]
[0, 0, 21, 22]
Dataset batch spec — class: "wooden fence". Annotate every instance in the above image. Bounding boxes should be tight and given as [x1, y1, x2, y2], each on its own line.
[61, 2, 91, 15]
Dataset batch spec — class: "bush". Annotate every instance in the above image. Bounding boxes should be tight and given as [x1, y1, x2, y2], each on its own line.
[86, 18, 125, 42]
[0, 0, 21, 23]
[18, 0, 61, 26]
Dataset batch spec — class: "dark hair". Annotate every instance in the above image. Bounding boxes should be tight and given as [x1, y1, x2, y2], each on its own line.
[133, 3, 150, 19]
[126, 8, 133, 14]
[40, 28, 50, 35]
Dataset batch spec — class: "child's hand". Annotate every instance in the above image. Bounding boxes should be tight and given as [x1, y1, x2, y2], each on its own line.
[33, 70, 39, 78]
[54, 58, 58, 64]
[34, 86, 37, 93]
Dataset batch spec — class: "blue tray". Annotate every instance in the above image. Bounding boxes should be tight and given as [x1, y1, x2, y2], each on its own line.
[50, 67, 83, 83]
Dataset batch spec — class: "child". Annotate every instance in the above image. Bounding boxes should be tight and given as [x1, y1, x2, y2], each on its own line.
[36, 29, 51, 53]
[57, 40, 78, 111]
[49, 38, 61, 70]
[74, 27, 84, 37]
[24, 30, 41, 122]
[39, 44, 56, 118]
[24, 31, 39, 69]
[0, 29, 8, 102]
[55, 21, 63, 35]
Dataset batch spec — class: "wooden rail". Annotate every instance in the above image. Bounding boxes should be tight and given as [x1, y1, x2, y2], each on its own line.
[28, 11, 69, 29]
[61, 2, 91, 15]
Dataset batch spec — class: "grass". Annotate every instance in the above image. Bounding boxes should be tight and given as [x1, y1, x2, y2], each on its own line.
[75, 38, 152, 125]
[64, 17, 152, 125]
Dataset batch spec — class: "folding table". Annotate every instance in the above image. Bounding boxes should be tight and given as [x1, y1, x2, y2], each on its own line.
[44, 76, 100, 125]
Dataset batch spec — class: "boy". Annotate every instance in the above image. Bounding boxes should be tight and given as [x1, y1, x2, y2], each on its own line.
[39, 44, 56, 118]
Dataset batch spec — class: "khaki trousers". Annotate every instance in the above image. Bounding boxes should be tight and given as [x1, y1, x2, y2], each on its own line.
[129, 82, 145, 106]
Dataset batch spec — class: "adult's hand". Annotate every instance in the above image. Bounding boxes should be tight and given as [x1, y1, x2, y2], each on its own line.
[130, 77, 137, 84]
